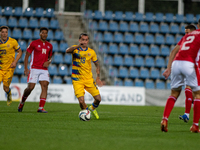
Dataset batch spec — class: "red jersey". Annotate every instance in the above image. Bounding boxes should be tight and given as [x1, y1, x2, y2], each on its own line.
[27, 39, 53, 70]
[174, 29, 200, 63]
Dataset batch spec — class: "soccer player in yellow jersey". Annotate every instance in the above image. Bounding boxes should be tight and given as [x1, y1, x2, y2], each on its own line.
[66, 33, 103, 119]
[0, 26, 22, 106]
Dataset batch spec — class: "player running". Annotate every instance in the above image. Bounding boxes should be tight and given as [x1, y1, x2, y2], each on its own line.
[66, 33, 103, 119]
[18, 27, 53, 113]
[161, 28, 200, 133]
[0, 26, 22, 106]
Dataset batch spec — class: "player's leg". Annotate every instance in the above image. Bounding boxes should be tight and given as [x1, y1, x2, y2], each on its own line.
[78, 96, 88, 110]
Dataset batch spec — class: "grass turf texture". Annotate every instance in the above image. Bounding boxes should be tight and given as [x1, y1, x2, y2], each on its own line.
[0, 101, 199, 150]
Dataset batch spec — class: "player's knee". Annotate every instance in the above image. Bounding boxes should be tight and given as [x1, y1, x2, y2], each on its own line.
[78, 97, 85, 104]
[94, 95, 101, 102]
[3, 86, 9, 93]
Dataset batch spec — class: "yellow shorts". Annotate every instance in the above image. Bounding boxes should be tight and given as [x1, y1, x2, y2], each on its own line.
[72, 79, 100, 98]
[0, 69, 15, 87]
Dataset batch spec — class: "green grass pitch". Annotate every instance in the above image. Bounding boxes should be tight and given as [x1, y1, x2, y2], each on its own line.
[0, 101, 199, 150]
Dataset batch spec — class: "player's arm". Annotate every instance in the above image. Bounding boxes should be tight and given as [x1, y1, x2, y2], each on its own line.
[24, 51, 31, 76]
[163, 44, 180, 79]
[10, 48, 22, 68]
[93, 60, 103, 87]
[43, 56, 52, 68]
[66, 43, 82, 53]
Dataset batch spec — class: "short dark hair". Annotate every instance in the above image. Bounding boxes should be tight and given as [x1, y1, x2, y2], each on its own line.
[40, 27, 48, 33]
[0, 26, 9, 32]
[79, 33, 89, 39]
[185, 24, 196, 31]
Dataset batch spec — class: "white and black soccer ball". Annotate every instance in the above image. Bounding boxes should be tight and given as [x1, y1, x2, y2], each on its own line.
[79, 110, 91, 121]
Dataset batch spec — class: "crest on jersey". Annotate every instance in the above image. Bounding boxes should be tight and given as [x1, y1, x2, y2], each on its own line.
[47, 46, 50, 49]
[42, 49, 46, 54]
[88, 53, 91, 56]
[38, 45, 41, 47]
[7, 44, 10, 48]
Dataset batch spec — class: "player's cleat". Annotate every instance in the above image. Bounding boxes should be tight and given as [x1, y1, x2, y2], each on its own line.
[37, 108, 48, 113]
[179, 114, 189, 123]
[89, 106, 99, 119]
[7, 91, 12, 106]
[190, 124, 200, 133]
[18, 103, 24, 112]
[161, 119, 168, 132]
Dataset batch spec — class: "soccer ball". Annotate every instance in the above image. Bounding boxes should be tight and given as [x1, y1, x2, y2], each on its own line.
[79, 110, 91, 121]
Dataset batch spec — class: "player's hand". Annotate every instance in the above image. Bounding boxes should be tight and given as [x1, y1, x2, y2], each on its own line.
[162, 68, 171, 79]
[78, 43, 84, 47]
[24, 68, 29, 76]
[10, 62, 17, 68]
[43, 61, 50, 67]
[96, 77, 103, 87]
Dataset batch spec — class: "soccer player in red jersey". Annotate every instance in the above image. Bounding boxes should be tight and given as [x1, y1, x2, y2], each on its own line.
[18, 27, 53, 113]
[161, 28, 200, 133]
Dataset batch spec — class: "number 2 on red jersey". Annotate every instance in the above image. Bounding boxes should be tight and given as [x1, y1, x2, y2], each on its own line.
[181, 35, 195, 50]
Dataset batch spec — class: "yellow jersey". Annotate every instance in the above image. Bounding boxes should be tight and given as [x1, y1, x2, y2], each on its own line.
[0, 37, 20, 71]
[71, 45, 98, 81]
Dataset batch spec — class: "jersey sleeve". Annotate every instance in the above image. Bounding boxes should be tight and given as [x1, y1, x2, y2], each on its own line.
[13, 39, 20, 51]
[92, 50, 98, 62]
[72, 45, 78, 54]
[27, 42, 34, 53]
[49, 44, 53, 57]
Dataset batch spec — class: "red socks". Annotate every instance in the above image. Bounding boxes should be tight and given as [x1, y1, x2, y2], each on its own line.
[193, 99, 200, 125]
[185, 88, 193, 114]
[163, 96, 177, 120]
[39, 98, 46, 109]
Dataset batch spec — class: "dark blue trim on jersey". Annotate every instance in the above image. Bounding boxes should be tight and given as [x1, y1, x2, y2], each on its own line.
[79, 47, 88, 51]
[0, 37, 9, 44]
[15, 47, 21, 51]
[72, 77, 79, 81]
[72, 69, 80, 75]
[73, 53, 81, 59]
[93, 59, 98, 63]
[73, 61, 80, 67]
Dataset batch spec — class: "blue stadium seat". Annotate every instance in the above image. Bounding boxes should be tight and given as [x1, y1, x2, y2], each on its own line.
[140, 22, 149, 33]
[160, 68, 166, 80]
[98, 43, 108, 53]
[45, 8, 54, 18]
[109, 67, 118, 77]
[175, 34, 182, 44]
[64, 54, 72, 64]
[145, 34, 154, 44]
[124, 11, 133, 21]
[124, 33, 134, 44]
[39, 18, 49, 28]
[35, 7, 44, 18]
[124, 55, 134, 67]
[98, 21, 108, 31]
[129, 44, 139, 55]
[51, 41, 59, 52]
[60, 42, 68, 53]
[165, 34, 175, 45]
[18, 40, 27, 51]
[12, 28, 22, 39]
[170, 24, 179, 34]
[64, 77, 72, 84]
[94, 10, 103, 20]
[23, 29, 32, 40]
[8, 17, 17, 28]
[69, 66, 72, 75]
[145, 12, 154, 22]
[108, 21, 118, 32]
[84, 10, 93, 19]
[104, 55, 113, 65]
[0, 17, 7, 26]
[140, 67, 150, 79]
[104, 10, 113, 20]
[114, 11, 123, 21]
[108, 43, 118, 54]
[24, 7, 34, 17]
[12, 76, 19, 83]
[46, 30, 54, 40]
[114, 78, 123, 86]
[20, 76, 27, 83]
[175, 14, 184, 23]
[149, 23, 159, 33]
[52, 76, 63, 84]
[119, 44, 129, 55]
[134, 33, 144, 44]
[155, 13, 164, 22]
[89, 21, 98, 30]
[93, 32, 103, 42]
[129, 22, 139, 32]
[114, 32, 123, 43]
[129, 67, 139, 78]
[135, 12, 144, 21]
[135, 79, 144, 87]
[165, 13, 174, 23]
[54, 30, 64, 41]
[29, 18, 38, 28]
[4, 6, 13, 16]
[8, 29, 11, 37]
[156, 80, 166, 89]
[165, 57, 169, 67]
[48, 65, 58, 76]
[145, 79, 155, 89]
[135, 56, 144, 67]
[118, 67, 129, 78]
[155, 34, 165, 45]
[113, 55, 123, 66]
[50, 19, 59, 29]
[180, 23, 186, 34]
[155, 57, 165, 68]
[145, 56, 155, 68]
[13, 7, 23, 17]
[124, 79, 134, 86]
[185, 14, 194, 23]
[140, 45, 149, 56]
[150, 68, 160, 79]
[53, 53, 63, 64]
[58, 65, 68, 76]
[196, 14, 200, 23]
[160, 23, 170, 34]
[119, 22, 129, 32]
[160, 45, 170, 56]
[104, 32, 113, 43]
[33, 29, 40, 39]
[20, 52, 31, 62]
[15, 64, 24, 75]
[0, 6, 2, 16]
[166, 80, 171, 89]
[18, 18, 28, 28]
